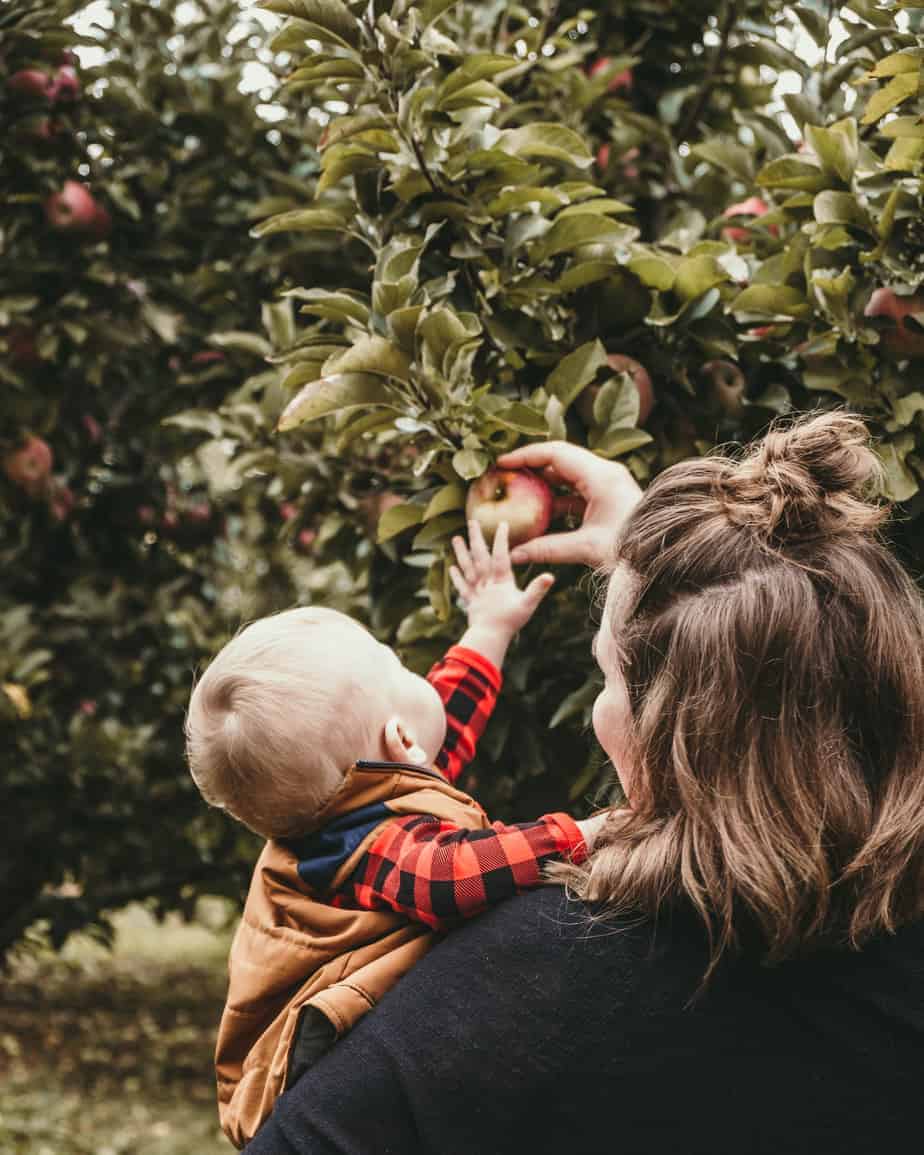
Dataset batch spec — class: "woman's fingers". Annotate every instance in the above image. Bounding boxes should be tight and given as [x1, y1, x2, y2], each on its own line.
[468, 518, 492, 573]
[496, 441, 598, 495]
[451, 534, 475, 584]
[508, 528, 596, 568]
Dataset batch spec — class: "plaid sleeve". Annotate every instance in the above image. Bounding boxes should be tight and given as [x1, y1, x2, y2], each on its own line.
[332, 811, 588, 931]
[426, 645, 502, 784]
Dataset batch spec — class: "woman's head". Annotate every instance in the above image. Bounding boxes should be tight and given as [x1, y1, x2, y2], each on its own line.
[571, 410, 924, 979]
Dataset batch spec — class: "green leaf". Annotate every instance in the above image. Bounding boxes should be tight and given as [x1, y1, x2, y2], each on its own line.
[424, 483, 465, 520]
[208, 331, 272, 356]
[589, 428, 654, 458]
[549, 677, 600, 728]
[260, 0, 360, 48]
[485, 187, 567, 216]
[756, 156, 827, 192]
[690, 139, 754, 182]
[626, 251, 676, 291]
[277, 373, 399, 431]
[439, 54, 516, 100]
[674, 255, 730, 303]
[813, 190, 874, 231]
[324, 335, 412, 381]
[730, 285, 813, 319]
[162, 409, 224, 438]
[878, 437, 918, 502]
[286, 288, 370, 325]
[377, 502, 424, 542]
[861, 72, 919, 124]
[489, 403, 549, 435]
[867, 50, 921, 78]
[529, 216, 628, 264]
[250, 208, 349, 238]
[498, 123, 594, 168]
[452, 448, 490, 480]
[805, 120, 858, 184]
[412, 512, 466, 549]
[546, 340, 608, 408]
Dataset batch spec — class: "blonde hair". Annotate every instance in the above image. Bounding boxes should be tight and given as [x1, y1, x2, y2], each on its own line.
[556, 411, 924, 983]
[185, 607, 379, 839]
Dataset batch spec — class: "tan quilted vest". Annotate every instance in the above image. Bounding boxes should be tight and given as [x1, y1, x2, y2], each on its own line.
[215, 759, 490, 1148]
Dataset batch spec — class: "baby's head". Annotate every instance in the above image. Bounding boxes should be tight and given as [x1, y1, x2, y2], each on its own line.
[185, 607, 447, 839]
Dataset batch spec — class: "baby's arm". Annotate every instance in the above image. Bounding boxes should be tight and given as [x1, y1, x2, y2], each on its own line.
[425, 519, 555, 783]
[334, 810, 609, 932]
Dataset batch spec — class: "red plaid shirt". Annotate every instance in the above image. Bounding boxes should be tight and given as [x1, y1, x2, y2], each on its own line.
[333, 645, 587, 931]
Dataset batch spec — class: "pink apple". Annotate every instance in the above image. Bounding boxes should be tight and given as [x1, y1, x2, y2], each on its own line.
[596, 142, 611, 171]
[721, 196, 778, 244]
[577, 353, 655, 427]
[701, 359, 746, 417]
[296, 528, 317, 553]
[465, 467, 553, 548]
[44, 181, 108, 235]
[49, 65, 80, 102]
[588, 57, 633, 94]
[191, 350, 226, 365]
[3, 435, 53, 497]
[8, 69, 54, 100]
[279, 501, 299, 522]
[48, 480, 75, 521]
[864, 288, 924, 359]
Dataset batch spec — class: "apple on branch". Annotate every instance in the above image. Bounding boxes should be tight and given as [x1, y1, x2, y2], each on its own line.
[44, 181, 111, 239]
[864, 288, 924, 359]
[588, 57, 634, 95]
[721, 197, 778, 244]
[576, 353, 655, 427]
[465, 467, 553, 548]
[7, 69, 55, 100]
[3, 435, 53, 498]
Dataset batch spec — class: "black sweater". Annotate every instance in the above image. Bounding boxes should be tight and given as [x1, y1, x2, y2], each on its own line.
[243, 887, 924, 1155]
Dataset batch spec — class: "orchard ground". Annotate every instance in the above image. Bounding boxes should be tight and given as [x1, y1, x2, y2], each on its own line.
[0, 904, 235, 1155]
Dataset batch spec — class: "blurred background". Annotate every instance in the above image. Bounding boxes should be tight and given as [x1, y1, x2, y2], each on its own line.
[2, 0, 923, 1149]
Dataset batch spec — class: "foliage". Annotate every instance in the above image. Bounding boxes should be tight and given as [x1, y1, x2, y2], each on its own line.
[4, 0, 924, 956]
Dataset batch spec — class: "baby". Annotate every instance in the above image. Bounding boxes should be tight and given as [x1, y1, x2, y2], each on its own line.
[186, 521, 608, 1149]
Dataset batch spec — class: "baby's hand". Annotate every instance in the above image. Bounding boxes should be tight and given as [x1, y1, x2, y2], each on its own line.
[450, 520, 555, 638]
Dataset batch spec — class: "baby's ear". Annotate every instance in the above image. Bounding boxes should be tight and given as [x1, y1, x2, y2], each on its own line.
[384, 716, 427, 764]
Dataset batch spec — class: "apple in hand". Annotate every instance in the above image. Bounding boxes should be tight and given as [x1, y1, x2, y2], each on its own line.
[721, 197, 777, 244]
[3, 435, 53, 497]
[465, 467, 552, 548]
[864, 288, 924, 359]
[577, 353, 655, 427]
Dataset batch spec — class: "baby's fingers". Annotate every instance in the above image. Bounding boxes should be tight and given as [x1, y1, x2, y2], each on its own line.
[449, 565, 471, 603]
[491, 520, 513, 579]
[451, 535, 475, 584]
[468, 518, 492, 573]
[521, 572, 556, 615]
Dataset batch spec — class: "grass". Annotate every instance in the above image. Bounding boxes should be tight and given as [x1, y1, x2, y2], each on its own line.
[0, 902, 238, 1155]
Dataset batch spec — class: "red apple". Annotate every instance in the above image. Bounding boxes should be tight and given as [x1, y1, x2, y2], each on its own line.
[49, 65, 80, 102]
[588, 57, 633, 94]
[596, 142, 611, 171]
[296, 528, 317, 553]
[3, 435, 53, 497]
[44, 181, 108, 236]
[191, 350, 226, 365]
[279, 501, 299, 522]
[48, 480, 75, 522]
[577, 353, 655, 427]
[864, 288, 924, 359]
[701, 360, 746, 417]
[79, 699, 97, 717]
[465, 467, 553, 548]
[8, 69, 54, 100]
[721, 196, 778, 244]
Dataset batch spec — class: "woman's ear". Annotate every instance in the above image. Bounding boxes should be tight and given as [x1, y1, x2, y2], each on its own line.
[384, 716, 427, 764]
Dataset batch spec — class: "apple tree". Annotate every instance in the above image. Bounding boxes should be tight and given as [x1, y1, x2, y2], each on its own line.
[202, 0, 924, 823]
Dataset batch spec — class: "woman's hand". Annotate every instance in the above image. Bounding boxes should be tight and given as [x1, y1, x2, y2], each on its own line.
[449, 520, 555, 669]
[496, 442, 643, 569]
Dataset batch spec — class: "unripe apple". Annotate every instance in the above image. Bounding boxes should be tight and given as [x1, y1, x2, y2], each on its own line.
[49, 65, 80, 102]
[8, 69, 54, 100]
[576, 353, 655, 427]
[44, 181, 108, 236]
[701, 360, 746, 417]
[588, 57, 633, 94]
[465, 467, 553, 548]
[3, 435, 53, 497]
[721, 196, 778, 244]
[864, 288, 924, 359]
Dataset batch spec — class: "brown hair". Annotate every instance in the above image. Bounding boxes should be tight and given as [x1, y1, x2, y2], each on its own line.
[556, 411, 924, 982]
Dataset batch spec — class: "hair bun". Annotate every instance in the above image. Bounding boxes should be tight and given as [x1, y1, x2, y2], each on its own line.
[719, 411, 887, 543]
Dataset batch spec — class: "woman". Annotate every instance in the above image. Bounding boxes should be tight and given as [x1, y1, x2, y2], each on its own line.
[243, 411, 924, 1154]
